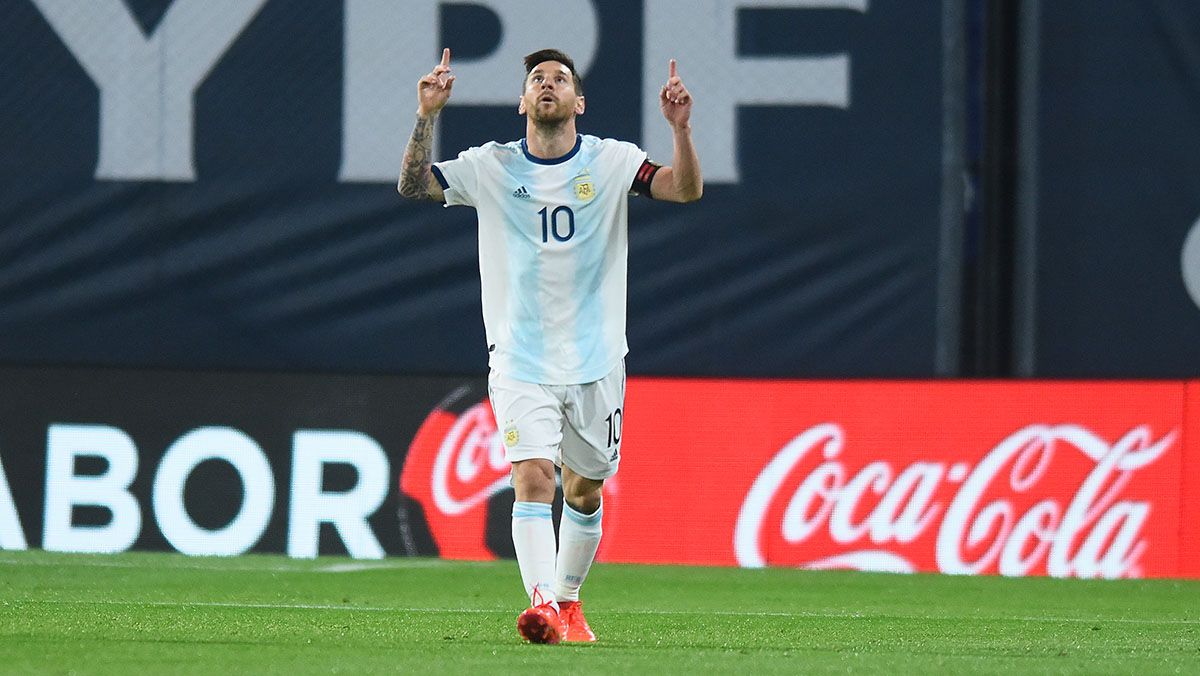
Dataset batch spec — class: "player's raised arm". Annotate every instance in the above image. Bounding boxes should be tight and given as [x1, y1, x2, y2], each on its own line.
[398, 48, 456, 201]
[649, 59, 703, 203]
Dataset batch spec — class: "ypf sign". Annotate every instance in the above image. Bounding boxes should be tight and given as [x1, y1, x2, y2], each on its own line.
[29, 0, 862, 184]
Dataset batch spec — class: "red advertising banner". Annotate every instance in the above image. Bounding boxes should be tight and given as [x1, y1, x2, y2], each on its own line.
[614, 380, 1185, 578]
[400, 380, 1195, 579]
[1182, 382, 1200, 578]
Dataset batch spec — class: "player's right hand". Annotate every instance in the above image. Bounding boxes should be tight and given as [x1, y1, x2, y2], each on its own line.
[417, 48, 455, 117]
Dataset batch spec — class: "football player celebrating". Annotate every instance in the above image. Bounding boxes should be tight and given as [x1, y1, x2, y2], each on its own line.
[398, 47, 702, 644]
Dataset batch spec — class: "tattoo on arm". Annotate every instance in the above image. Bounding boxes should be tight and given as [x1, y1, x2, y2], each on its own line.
[398, 115, 438, 200]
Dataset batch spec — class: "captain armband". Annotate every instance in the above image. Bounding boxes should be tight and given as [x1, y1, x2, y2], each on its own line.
[630, 159, 663, 199]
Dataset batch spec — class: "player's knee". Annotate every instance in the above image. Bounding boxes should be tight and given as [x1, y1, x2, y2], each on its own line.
[565, 492, 601, 515]
[562, 475, 603, 514]
[511, 459, 556, 503]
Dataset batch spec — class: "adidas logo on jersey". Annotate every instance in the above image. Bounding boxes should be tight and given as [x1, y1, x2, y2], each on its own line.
[512, 186, 531, 199]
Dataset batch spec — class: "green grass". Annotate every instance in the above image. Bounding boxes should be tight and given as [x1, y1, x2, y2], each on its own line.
[0, 550, 1197, 674]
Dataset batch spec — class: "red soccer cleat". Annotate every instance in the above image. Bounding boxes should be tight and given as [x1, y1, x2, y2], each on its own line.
[516, 604, 565, 644]
[558, 601, 597, 643]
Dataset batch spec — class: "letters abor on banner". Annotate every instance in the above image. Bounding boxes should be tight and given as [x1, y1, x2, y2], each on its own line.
[0, 366, 470, 558]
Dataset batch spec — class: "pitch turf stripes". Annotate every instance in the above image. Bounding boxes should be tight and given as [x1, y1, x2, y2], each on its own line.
[3, 553, 1197, 673]
[16, 598, 1198, 626]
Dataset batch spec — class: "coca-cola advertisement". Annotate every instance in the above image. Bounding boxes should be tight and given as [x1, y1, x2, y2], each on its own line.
[400, 379, 1200, 579]
[3, 363, 1195, 578]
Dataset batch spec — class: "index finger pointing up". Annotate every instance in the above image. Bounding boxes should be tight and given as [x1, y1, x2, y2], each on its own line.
[441, 47, 451, 67]
[669, 59, 677, 78]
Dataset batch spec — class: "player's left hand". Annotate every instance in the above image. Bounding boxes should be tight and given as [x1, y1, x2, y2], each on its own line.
[659, 59, 692, 129]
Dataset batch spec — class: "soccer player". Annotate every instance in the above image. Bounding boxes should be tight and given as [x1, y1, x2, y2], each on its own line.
[398, 47, 702, 644]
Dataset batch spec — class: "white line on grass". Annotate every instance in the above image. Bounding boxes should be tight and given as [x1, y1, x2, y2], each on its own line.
[318, 562, 453, 572]
[0, 557, 468, 574]
[12, 599, 1196, 626]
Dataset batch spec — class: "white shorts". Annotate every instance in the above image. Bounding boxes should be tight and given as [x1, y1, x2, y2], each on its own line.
[487, 361, 626, 481]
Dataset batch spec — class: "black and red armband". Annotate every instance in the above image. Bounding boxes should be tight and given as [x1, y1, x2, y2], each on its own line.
[630, 159, 663, 198]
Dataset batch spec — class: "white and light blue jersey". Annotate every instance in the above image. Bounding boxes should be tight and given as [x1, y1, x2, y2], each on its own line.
[433, 134, 646, 385]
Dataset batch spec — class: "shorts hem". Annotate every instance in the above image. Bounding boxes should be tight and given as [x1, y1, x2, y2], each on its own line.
[505, 447, 561, 466]
[562, 459, 619, 481]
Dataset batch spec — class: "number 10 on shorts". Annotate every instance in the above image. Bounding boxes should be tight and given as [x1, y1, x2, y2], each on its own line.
[605, 407, 622, 447]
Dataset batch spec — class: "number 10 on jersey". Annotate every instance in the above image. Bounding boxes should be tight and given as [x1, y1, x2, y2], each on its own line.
[539, 206, 575, 243]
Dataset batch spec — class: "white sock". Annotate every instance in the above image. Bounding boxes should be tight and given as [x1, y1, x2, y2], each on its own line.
[554, 499, 602, 602]
[512, 501, 558, 609]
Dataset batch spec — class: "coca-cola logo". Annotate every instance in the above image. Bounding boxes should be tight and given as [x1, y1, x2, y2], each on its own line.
[734, 423, 1177, 579]
[430, 402, 509, 516]
[398, 386, 508, 559]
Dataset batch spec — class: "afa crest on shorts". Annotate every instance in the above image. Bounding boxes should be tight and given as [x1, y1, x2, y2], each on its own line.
[504, 422, 520, 448]
[573, 168, 595, 202]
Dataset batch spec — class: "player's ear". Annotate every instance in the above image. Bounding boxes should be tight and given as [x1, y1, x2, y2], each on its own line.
[575, 95, 585, 115]
[518, 97, 526, 115]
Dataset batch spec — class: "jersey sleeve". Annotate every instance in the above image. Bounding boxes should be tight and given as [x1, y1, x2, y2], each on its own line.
[610, 140, 654, 197]
[595, 138, 648, 197]
[432, 146, 482, 207]
[620, 140, 649, 189]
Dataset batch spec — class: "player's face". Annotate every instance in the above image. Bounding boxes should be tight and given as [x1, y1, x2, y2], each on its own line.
[520, 61, 584, 125]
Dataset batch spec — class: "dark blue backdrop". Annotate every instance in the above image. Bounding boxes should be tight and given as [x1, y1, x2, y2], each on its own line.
[0, 1, 949, 377]
[1029, 1, 1200, 376]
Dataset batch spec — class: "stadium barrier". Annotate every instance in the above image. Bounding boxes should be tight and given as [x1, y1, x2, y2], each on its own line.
[1, 366, 1197, 579]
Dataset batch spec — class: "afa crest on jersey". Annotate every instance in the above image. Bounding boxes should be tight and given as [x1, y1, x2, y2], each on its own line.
[573, 169, 595, 202]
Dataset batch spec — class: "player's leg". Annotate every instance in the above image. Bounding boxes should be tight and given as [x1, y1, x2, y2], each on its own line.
[554, 440, 607, 644]
[511, 458, 558, 606]
[556, 463, 604, 604]
[555, 361, 624, 642]
[488, 372, 567, 643]
[511, 458, 567, 643]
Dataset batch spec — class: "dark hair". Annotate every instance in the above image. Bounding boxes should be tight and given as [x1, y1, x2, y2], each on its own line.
[523, 49, 583, 95]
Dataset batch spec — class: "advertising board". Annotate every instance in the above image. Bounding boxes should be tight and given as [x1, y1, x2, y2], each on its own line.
[2, 366, 1194, 579]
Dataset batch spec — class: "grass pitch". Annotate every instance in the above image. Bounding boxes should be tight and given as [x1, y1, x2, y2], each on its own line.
[1, 550, 1197, 674]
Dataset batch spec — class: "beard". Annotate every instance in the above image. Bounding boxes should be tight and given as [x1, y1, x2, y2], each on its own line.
[527, 98, 574, 128]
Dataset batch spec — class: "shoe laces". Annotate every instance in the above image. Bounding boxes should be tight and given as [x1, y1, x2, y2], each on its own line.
[560, 601, 582, 623]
